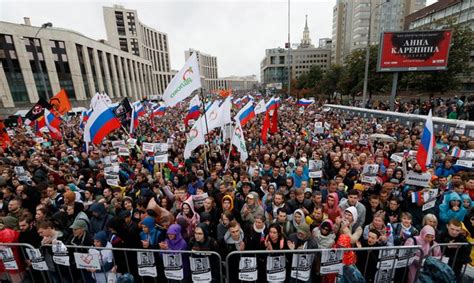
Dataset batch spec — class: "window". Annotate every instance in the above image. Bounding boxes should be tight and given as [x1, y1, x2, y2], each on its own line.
[87, 47, 99, 92]
[119, 38, 128, 52]
[0, 34, 28, 102]
[51, 40, 75, 99]
[76, 44, 90, 98]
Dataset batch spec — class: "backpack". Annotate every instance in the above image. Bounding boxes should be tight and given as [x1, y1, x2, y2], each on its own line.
[415, 256, 456, 283]
[336, 264, 366, 283]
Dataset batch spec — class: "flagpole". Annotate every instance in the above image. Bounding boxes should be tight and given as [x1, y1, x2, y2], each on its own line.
[199, 88, 211, 172]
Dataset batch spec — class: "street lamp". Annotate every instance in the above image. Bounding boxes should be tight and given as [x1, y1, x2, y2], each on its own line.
[31, 22, 53, 100]
[362, 1, 389, 108]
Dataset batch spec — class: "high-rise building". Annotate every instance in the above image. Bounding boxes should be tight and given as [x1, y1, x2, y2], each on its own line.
[261, 16, 331, 87]
[184, 49, 218, 91]
[0, 18, 153, 111]
[103, 5, 174, 95]
[331, 0, 426, 65]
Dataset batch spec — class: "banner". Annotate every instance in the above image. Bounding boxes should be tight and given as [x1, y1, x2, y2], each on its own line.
[290, 254, 314, 281]
[138, 251, 157, 277]
[377, 30, 452, 72]
[266, 255, 286, 282]
[163, 253, 183, 280]
[238, 257, 258, 281]
[320, 250, 343, 274]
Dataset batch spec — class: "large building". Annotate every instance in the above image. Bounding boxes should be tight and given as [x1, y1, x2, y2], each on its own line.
[0, 18, 153, 110]
[184, 48, 218, 91]
[261, 16, 331, 87]
[103, 5, 174, 95]
[405, 0, 474, 91]
[331, 0, 426, 65]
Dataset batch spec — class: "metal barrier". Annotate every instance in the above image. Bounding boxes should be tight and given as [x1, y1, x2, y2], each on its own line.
[324, 104, 474, 135]
[426, 242, 473, 281]
[225, 245, 424, 283]
[1, 242, 223, 283]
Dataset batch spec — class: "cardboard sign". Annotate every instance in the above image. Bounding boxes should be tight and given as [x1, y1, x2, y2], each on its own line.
[154, 154, 169, 163]
[112, 140, 126, 149]
[456, 159, 474, 168]
[142, 142, 155, 153]
[73, 253, 101, 270]
[405, 171, 431, 187]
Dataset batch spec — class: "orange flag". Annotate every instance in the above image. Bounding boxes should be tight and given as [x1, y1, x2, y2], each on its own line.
[0, 120, 11, 149]
[49, 89, 72, 115]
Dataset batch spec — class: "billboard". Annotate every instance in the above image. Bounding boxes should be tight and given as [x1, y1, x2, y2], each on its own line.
[377, 30, 452, 72]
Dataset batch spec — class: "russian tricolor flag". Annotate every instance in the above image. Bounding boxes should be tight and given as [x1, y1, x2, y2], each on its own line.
[416, 110, 435, 172]
[235, 101, 255, 127]
[44, 109, 62, 140]
[152, 104, 167, 117]
[84, 100, 121, 145]
[297, 98, 314, 107]
[133, 101, 146, 117]
[184, 95, 201, 126]
[80, 109, 92, 129]
[266, 97, 278, 111]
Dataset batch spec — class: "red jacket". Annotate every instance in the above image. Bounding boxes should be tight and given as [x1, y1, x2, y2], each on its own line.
[0, 228, 24, 273]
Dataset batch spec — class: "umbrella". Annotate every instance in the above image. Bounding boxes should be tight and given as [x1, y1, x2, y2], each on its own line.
[369, 133, 396, 142]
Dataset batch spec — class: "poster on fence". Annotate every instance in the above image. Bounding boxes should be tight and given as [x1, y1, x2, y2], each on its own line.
[320, 250, 343, 274]
[0, 247, 18, 270]
[375, 267, 395, 283]
[26, 248, 48, 271]
[138, 251, 158, 277]
[290, 254, 314, 281]
[162, 253, 182, 280]
[73, 253, 101, 270]
[238, 257, 258, 281]
[266, 255, 286, 282]
[190, 257, 212, 282]
[52, 240, 70, 266]
[377, 249, 397, 270]
[395, 249, 417, 269]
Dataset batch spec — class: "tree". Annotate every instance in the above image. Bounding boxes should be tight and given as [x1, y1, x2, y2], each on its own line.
[295, 65, 324, 91]
[320, 65, 344, 98]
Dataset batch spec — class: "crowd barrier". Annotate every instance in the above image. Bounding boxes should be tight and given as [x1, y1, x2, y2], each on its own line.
[225, 245, 424, 283]
[324, 104, 474, 136]
[0, 243, 223, 283]
[427, 242, 474, 281]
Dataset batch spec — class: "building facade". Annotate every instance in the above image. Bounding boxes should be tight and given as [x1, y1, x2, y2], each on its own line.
[331, 0, 426, 65]
[103, 5, 174, 95]
[209, 75, 258, 91]
[261, 17, 331, 87]
[184, 49, 218, 91]
[0, 19, 152, 109]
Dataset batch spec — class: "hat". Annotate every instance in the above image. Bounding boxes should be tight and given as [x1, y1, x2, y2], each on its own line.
[304, 188, 312, 195]
[353, 183, 365, 191]
[246, 193, 255, 199]
[297, 223, 310, 234]
[0, 216, 18, 230]
[69, 219, 88, 230]
[93, 231, 108, 247]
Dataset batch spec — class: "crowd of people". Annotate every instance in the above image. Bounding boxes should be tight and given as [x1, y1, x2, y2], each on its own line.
[0, 93, 473, 283]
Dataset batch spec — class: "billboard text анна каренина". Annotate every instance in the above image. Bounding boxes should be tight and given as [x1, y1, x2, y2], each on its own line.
[377, 30, 452, 72]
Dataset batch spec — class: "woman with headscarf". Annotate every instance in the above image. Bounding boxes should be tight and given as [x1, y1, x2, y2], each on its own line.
[323, 192, 343, 223]
[336, 207, 363, 245]
[291, 209, 305, 232]
[404, 225, 441, 283]
[176, 196, 200, 239]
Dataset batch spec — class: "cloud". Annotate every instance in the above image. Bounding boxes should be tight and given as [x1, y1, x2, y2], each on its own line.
[0, 0, 333, 80]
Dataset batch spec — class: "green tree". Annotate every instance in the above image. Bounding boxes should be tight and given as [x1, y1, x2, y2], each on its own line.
[295, 65, 324, 90]
[320, 64, 344, 98]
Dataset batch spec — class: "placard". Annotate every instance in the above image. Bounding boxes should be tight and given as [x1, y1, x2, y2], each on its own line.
[0, 248, 18, 270]
[238, 257, 258, 281]
[52, 240, 70, 266]
[154, 154, 169, 163]
[163, 253, 182, 280]
[190, 257, 212, 282]
[138, 252, 158, 277]
[112, 140, 125, 149]
[320, 250, 343, 274]
[192, 193, 209, 210]
[73, 253, 101, 270]
[390, 153, 404, 164]
[118, 147, 129, 156]
[142, 142, 155, 153]
[127, 138, 137, 147]
[266, 255, 286, 281]
[405, 171, 431, 187]
[309, 159, 323, 178]
[456, 159, 474, 168]
[374, 268, 395, 283]
[290, 254, 314, 281]
[105, 173, 120, 187]
[26, 248, 48, 271]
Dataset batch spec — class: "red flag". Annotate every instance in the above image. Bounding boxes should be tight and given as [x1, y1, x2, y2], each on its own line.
[270, 107, 278, 134]
[17, 116, 23, 128]
[261, 111, 270, 144]
[0, 120, 11, 149]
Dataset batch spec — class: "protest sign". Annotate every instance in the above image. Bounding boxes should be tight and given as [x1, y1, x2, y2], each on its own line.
[456, 159, 474, 168]
[320, 250, 343, 274]
[112, 140, 125, 148]
[239, 257, 258, 281]
[127, 138, 137, 147]
[377, 249, 397, 270]
[390, 153, 404, 164]
[290, 254, 314, 281]
[26, 248, 48, 271]
[73, 253, 101, 270]
[0, 248, 18, 270]
[309, 159, 323, 178]
[190, 257, 212, 282]
[395, 249, 417, 268]
[162, 253, 183, 280]
[154, 154, 168, 163]
[192, 193, 209, 210]
[118, 147, 129, 156]
[138, 252, 158, 277]
[405, 171, 431, 187]
[52, 240, 70, 266]
[142, 142, 155, 153]
[266, 255, 286, 282]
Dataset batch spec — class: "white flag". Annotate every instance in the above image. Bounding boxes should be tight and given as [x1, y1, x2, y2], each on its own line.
[219, 96, 233, 127]
[232, 122, 248, 162]
[255, 99, 266, 115]
[90, 92, 112, 110]
[129, 104, 136, 134]
[184, 116, 206, 159]
[204, 100, 221, 132]
[163, 52, 201, 107]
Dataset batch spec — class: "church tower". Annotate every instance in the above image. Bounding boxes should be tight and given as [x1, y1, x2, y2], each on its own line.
[300, 15, 313, 48]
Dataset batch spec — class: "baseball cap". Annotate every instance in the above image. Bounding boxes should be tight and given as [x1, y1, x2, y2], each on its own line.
[69, 219, 88, 230]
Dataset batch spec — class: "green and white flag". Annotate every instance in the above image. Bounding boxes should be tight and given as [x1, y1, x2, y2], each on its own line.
[232, 122, 248, 161]
[184, 115, 206, 159]
[163, 52, 201, 107]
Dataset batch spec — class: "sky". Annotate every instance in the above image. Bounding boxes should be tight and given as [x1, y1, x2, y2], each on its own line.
[0, 0, 438, 80]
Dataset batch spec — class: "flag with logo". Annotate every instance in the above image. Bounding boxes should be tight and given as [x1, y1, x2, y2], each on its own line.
[232, 122, 248, 161]
[184, 115, 206, 159]
[91, 92, 112, 110]
[25, 98, 52, 123]
[163, 52, 201, 107]
[254, 99, 266, 115]
[49, 89, 72, 115]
